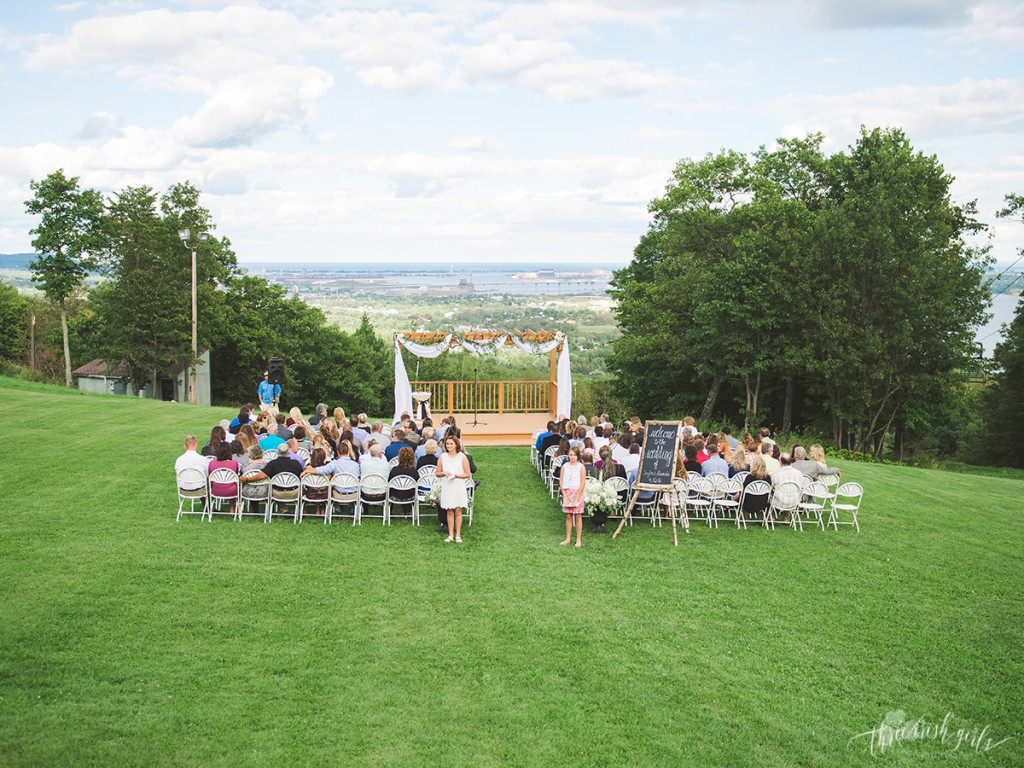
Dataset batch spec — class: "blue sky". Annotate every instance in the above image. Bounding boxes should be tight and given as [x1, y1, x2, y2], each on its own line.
[1, 1, 1022, 265]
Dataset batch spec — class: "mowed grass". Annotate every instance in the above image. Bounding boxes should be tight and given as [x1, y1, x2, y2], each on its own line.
[1, 378, 1022, 767]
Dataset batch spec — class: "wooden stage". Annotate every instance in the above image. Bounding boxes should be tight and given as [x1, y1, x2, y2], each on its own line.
[442, 413, 546, 447]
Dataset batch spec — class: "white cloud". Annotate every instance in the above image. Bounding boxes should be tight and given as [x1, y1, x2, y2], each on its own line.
[449, 135, 506, 152]
[629, 125, 700, 141]
[768, 78, 1024, 144]
[74, 111, 124, 141]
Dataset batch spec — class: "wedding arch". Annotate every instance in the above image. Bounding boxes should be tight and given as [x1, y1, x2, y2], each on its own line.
[393, 330, 572, 423]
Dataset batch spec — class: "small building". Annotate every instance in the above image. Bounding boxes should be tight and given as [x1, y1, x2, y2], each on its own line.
[73, 349, 211, 406]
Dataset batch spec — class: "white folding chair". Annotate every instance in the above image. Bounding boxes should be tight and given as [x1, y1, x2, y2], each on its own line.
[530, 431, 543, 470]
[542, 445, 558, 480]
[358, 475, 388, 525]
[385, 475, 418, 525]
[295, 447, 311, 464]
[464, 478, 476, 526]
[737, 480, 771, 529]
[327, 473, 360, 525]
[549, 455, 569, 499]
[768, 481, 802, 530]
[733, 470, 749, 484]
[686, 476, 713, 526]
[298, 473, 330, 523]
[604, 475, 629, 517]
[207, 468, 240, 521]
[658, 476, 688, 523]
[797, 480, 828, 531]
[829, 482, 863, 532]
[704, 472, 729, 528]
[266, 472, 301, 522]
[712, 476, 742, 526]
[176, 468, 208, 521]
[238, 471, 269, 521]
[629, 486, 660, 526]
[388, 457, 401, 468]
[687, 470, 703, 483]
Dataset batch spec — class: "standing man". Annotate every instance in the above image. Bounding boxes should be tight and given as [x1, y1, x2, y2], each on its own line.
[257, 370, 281, 413]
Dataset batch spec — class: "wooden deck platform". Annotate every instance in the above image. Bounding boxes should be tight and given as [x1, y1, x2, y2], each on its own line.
[443, 413, 545, 447]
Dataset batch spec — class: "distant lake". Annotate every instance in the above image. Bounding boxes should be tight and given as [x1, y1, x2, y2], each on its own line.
[978, 292, 1020, 357]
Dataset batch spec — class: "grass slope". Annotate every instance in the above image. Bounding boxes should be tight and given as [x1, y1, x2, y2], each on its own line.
[1, 378, 1022, 767]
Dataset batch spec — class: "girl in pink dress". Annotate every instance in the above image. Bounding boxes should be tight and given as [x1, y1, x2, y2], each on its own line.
[560, 445, 586, 547]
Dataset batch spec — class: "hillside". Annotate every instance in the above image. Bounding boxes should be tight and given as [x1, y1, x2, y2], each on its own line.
[1, 377, 1022, 767]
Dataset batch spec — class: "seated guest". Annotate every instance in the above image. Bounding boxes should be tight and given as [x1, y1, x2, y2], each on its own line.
[333, 407, 347, 427]
[367, 421, 391, 450]
[772, 453, 804, 489]
[241, 444, 303, 499]
[238, 443, 265, 476]
[736, 455, 771, 522]
[760, 442, 781, 475]
[592, 424, 609, 452]
[236, 423, 258, 453]
[238, 444, 268, 512]
[286, 406, 304, 427]
[308, 403, 329, 427]
[352, 414, 369, 446]
[682, 416, 698, 439]
[722, 426, 741, 450]
[570, 426, 587, 450]
[611, 432, 632, 464]
[729, 449, 749, 477]
[360, 443, 389, 479]
[682, 444, 703, 475]
[229, 406, 252, 434]
[793, 445, 840, 480]
[208, 442, 240, 515]
[538, 422, 561, 467]
[273, 413, 293, 441]
[175, 436, 210, 489]
[674, 449, 687, 478]
[718, 438, 733, 464]
[701, 443, 730, 477]
[596, 446, 624, 478]
[202, 425, 226, 457]
[760, 426, 776, 449]
[253, 410, 272, 436]
[384, 428, 415, 461]
[299, 447, 331, 514]
[258, 422, 286, 453]
[388, 446, 418, 504]
[229, 439, 247, 465]
[292, 425, 311, 449]
[286, 438, 307, 469]
[305, 442, 360, 489]
[416, 439, 440, 471]
[694, 437, 709, 464]
[311, 431, 334, 460]
[415, 427, 437, 461]
[620, 443, 641, 475]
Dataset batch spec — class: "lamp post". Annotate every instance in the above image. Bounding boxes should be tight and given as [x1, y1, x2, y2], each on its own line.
[178, 228, 209, 405]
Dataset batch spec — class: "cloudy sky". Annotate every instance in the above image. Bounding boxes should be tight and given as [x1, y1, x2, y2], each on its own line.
[2, 0, 1023, 266]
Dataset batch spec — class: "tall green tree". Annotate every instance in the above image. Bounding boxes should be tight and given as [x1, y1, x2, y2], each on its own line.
[812, 127, 990, 453]
[24, 169, 105, 386]
[0, 282, 29, 363]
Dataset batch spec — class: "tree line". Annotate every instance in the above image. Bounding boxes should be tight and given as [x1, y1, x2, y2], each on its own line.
[4, 170, 391, 415]
[608, 127, 1003, 460]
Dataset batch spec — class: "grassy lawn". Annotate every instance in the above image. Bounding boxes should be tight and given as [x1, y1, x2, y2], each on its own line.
[1, 377, 1022, 767]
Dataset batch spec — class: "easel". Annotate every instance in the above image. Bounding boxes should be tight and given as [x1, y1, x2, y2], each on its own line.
[612, 420, 688, 546]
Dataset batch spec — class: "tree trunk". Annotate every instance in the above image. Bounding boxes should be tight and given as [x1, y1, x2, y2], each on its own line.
[700, 375, 723, 423]
[894, 426, 904, 463]
[60, 298, 72, 387]
[781, 379, 794, 435]
[153, 365, 160, 399]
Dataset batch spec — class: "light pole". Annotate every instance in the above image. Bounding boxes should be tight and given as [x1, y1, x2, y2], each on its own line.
[178, 228, 209, 405]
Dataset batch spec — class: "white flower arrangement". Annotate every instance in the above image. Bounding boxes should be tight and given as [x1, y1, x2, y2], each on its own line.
[425, 484, 441, 506]
[583, 479, 623, 516]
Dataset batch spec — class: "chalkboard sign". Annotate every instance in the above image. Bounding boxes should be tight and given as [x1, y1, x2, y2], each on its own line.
[635, 421, 682, 490]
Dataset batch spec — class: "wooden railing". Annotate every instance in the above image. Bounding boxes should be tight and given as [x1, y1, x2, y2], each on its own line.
[411, 380, 551, 414]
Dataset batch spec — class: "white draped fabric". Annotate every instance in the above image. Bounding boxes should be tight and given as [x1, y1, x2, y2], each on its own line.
[393, 331, 572, 422]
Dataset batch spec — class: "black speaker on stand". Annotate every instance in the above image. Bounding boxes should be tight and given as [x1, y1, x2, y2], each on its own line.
[267, 357, 285, 385]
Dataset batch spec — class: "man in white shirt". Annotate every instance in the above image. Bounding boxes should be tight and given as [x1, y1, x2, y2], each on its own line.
[620, 443, 641, 475]
[360, 443, 390, 479]
[760, 442, 781, 475]
[174, 436, 210, 490]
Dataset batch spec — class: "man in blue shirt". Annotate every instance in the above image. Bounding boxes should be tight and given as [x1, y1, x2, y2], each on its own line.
[701, 443, 730, 477]
[257, 371, 281, 412]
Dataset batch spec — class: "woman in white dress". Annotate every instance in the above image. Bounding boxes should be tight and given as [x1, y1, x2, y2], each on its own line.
[440, 435, 471, 543]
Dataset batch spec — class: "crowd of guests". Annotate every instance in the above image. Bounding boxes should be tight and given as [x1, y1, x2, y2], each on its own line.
[175, 403, 475, 537]
[536, 414, 841, 528]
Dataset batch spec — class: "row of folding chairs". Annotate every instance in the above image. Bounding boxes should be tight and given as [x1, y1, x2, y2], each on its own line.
[176, 466, 475, 527]
[533, 454, 861, 532]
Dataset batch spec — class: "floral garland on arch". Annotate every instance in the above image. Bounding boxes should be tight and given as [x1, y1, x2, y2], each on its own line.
[393, 330, 572, 422]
